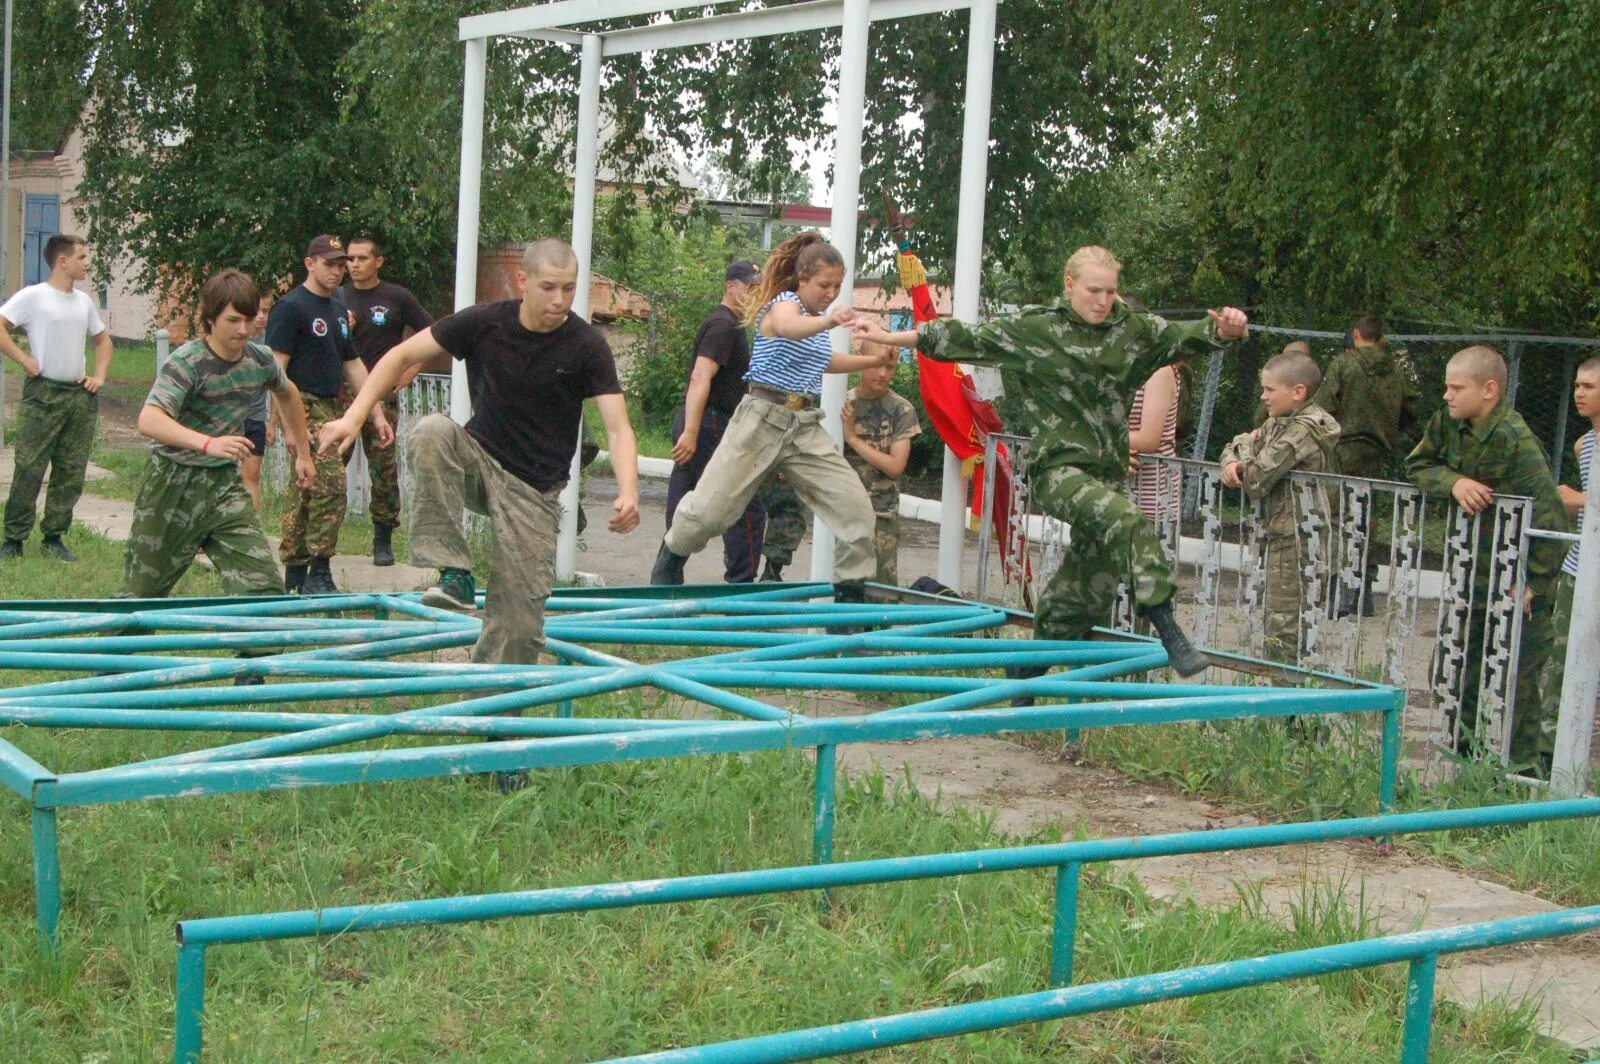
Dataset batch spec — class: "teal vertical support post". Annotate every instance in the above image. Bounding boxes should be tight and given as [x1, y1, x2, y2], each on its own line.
[812, 744, 836, 865]
[1379, 704, 1401, 815]
[32, 804, 60, 955]
[1049, 862, 1081, 987]
[1399, 952, 1437, 1063]
[173, 941, 208, 1064]
[556, 653, 574, 718]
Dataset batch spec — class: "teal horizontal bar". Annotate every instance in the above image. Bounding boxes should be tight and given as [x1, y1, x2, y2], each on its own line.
[0, 705, 726, 736]
[0, 736, 56, 797]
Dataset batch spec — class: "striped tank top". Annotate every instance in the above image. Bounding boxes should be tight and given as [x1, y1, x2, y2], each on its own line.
[1129, 369, 1182, 522]
[1561, 430, 1594, 576]
[745, 291, 834, 396]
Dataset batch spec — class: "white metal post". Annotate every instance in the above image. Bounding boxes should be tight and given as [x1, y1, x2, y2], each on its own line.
[556, 32, 604, 582]
[1552, 495, 1600, 796]
[941, 0, 997, 592]
[0, 0, 12, 449]
[451, 37, 489, 425]
[812, 0, 871, 584]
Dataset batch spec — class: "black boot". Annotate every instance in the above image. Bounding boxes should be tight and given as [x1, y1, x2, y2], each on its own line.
[833, 579, 866, 605]
[1003, 664, 1051, 708]
[372, 524, 395, 567]
[1139, 601, 1209, 677]
[759, 560, 784, 582]
[650, 541, 687, 586]
[301, 556, 339, 596]
[41, 536, 77, 562]
[284, 562, 308, 594]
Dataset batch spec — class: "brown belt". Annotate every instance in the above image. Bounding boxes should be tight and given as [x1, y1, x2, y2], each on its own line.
[748, 384, 819, 411]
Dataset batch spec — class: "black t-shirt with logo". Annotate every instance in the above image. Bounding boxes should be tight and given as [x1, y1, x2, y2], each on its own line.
[338, 280, 434, 369]
[686, 304, 750, 417]
[430, 300, 622, 491]
[263, 285, 356, 398]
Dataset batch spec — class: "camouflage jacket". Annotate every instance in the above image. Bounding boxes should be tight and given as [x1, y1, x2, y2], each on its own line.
[1220, 401, 1341, 536]
[1406, 403, 1569, 587]
[144, 340, 287, 467]
[845, 387, 921, 516]
[1318, 343, 1422, 469]
[919, 300, 1233, 480]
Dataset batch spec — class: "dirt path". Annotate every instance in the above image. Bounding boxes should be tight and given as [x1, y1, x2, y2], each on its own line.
[3, 437, 1596, 1050]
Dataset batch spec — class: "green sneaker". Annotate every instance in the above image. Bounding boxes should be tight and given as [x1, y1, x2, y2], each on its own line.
[422, 568, 477, 611]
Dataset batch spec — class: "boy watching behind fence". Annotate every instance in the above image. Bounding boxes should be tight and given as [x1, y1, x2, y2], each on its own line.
[1220, 351, 1341, 665]
[841, 346, 921, 585]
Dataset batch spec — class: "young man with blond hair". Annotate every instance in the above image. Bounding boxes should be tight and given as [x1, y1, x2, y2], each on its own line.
[1407, 345, 1568, 774]
[857, 245, 1249, 679]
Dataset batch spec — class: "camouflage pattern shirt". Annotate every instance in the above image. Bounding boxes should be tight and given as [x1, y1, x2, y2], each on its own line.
[144, 340, 287, 467]
[845, 387, 921, 516]
[1318, 343, 1422, 470]
[1406, 402, 1570, 588]
[1220, 401, 1341, 536]
[918, 300, 1232, 481]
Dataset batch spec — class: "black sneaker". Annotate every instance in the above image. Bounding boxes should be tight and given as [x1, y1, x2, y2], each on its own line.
[0, 540, 20, 560]
[284, 563, 308, 594]
[372, 523, 396, 567]
[301, 557, 339, 596]
[759, 560, 784, 582]
[493, 769, 530, 794]
[233, 674, 265, 688]
[649, 541, 688, 586]
[1004, 663, 1051, 708]
[40, 537, 77, 562]
[421, 568, 477, 611]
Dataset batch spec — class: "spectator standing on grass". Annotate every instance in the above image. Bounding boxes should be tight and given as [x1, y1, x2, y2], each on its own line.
[240, 292, 274, 510]
[120, 270, 315, 597]
[339, 236, 434, 567]
[0, 234, 113, 562]
[1546, 357, 1600, 696]
[265, 235, 392, 595]
[1319, 316, 1422, 615]
[665, 259, 766, 583]
[841, 347, 920, 585]
[1406, 345, 1567, 776]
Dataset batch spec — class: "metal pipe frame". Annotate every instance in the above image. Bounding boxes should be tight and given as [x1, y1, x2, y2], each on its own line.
[169, 795, 1600, 1062]
[1, 587, 1401, 959]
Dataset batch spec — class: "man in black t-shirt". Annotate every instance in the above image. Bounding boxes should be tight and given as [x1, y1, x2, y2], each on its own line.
[666, 260, 766, 582]
[265, 234, 393, 595]
[340, 236, 434, 566]
[319, 237, 640, 668]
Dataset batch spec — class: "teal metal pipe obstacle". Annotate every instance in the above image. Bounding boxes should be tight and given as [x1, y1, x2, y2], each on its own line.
[169, 796, 1600, 1062]
[1, 585, 1402, 960]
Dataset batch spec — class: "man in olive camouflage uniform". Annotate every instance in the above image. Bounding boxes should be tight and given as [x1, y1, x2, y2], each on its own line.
[757, 471, 811, 581]
[858, 247, 1248, 677]
[842, 353, 921, 584]
[1407, 345, 1567, 774]
[1319, 316, 1423, 615]
[1220, 351, 1340, 664]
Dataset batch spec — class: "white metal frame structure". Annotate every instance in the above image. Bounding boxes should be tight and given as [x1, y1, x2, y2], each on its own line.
[454, 0, 999, 585]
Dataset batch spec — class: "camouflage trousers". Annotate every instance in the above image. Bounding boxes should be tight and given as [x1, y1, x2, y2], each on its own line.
[3, 376, 97, 542]
[666, 397, 874, 581]
[121, 455, 282, 597]
[873, 512, 900, 585]
[1456, 585, 1557, 765]
[1033, 466, 1175, 642]
[361, 394, 402, 529]
[757, 471, 813, 566]
[409, 414, 561, 665]
[279, 393, 348, 564]
[1261, 532, 1302, 665]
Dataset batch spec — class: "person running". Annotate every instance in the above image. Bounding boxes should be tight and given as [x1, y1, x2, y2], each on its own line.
[265, 235, 392, 595]
[121, 270, 315, 597]
[666, 259, 766, 582]
[649, 231, 894, 601]
[0, 234, 113, 562]
[340, 236, 434, 566]
[856, 245, 1249, 677]
[318, 237, 640, 666]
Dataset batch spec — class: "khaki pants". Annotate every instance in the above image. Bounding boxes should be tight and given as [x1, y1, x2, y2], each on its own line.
[665, 396, 876, 582]
[408, 414, 562, 665]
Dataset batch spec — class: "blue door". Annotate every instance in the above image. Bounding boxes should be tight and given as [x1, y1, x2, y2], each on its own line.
[23, 194, 61, 286]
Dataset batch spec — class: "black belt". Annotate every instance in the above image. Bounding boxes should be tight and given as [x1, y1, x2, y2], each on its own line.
[748, 384, 819, 411]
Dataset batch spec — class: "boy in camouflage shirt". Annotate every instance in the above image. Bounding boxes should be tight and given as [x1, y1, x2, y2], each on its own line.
[121, 270, 316, 597]
[841, 347, 921, 584]
[1220, 351, 1341, 664]
[1406, 345, 1568, 774]
[857, 246, 1249, 676]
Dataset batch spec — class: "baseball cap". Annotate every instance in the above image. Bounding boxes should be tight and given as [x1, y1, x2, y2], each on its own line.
[306, 234, 349, 261]
[725, 260, 759, 284]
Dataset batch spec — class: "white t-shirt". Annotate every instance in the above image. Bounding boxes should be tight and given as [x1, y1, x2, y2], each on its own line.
[0, 282, 106, 382]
